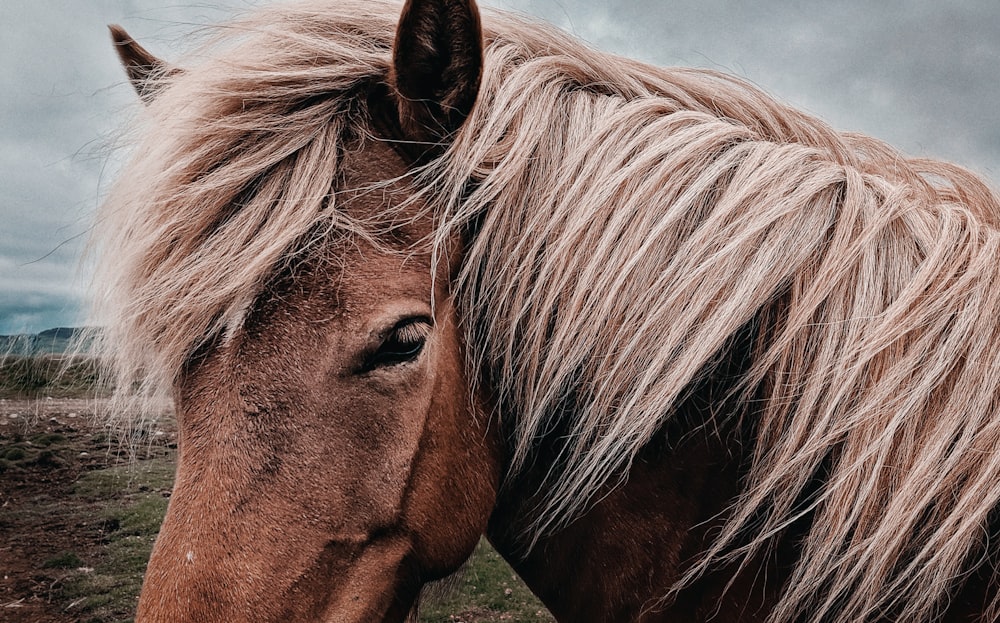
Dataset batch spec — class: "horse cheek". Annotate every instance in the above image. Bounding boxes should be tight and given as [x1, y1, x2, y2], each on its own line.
[402, 312, 503, 578]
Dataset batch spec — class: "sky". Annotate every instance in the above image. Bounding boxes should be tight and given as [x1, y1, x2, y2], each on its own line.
[2, 1, 999, 334]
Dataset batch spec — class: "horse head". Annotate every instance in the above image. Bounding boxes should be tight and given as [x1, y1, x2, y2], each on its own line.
[110, 1, 503, 620]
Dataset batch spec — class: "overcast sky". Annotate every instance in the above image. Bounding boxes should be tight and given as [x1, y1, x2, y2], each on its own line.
[2, 1, 999, 334]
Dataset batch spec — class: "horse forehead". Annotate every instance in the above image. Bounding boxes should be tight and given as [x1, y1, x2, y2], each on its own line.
[341, 138, 407, 180]
[336, 139, 428, 232]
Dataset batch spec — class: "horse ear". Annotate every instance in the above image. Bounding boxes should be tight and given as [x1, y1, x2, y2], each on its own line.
[108, 25, 175, 104]
[390, 0, 483, 147]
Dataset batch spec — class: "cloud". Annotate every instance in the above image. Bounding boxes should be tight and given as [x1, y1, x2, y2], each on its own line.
[0, 1, 250, 334]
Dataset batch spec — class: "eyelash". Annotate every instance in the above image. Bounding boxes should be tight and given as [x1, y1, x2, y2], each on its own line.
[393, 321, 429, 346]
[361, 318, 431, 371]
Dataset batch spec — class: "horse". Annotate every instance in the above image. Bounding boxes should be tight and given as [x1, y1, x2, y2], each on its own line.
[91, 0, 1000, 620]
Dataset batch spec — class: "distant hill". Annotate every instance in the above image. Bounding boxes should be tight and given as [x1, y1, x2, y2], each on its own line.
[0, 327, 89, 356]
[37, 327, 83, 340]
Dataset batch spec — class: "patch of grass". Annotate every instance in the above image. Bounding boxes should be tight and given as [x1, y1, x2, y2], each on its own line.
[419, 539, 555, 622]
[1, 437, 71, 469]
[43, 551, 84, 569]
[74, 460, 175, 501]
[109, 495, 171, 542]
[0, 354, 102, 398]
[2, 446, 26, 461]
[60, 459, 173, 623]
[31, 432, 67, 446]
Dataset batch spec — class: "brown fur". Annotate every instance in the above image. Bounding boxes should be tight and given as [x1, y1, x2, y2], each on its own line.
[92, 1, 1000, 621]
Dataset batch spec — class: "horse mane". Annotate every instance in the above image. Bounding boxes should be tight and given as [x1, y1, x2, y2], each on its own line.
[431, 10, 1000, 623]
[91, 1, 1000, 621]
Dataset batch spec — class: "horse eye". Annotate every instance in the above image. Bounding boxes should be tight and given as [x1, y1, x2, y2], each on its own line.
[363, 318, 431, 371]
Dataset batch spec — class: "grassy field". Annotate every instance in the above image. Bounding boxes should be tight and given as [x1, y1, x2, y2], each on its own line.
[0, 355, 101, 399]
[0, 360, 554, 622]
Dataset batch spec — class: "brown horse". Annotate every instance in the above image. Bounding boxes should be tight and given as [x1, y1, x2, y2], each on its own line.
[93, 0, 1000, 621]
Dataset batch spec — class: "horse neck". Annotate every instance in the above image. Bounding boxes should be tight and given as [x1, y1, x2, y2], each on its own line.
[483, 383, 998, 623]
[484, 398, 786, 622]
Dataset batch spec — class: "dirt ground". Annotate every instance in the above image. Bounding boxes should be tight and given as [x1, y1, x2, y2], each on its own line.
[0, 398, 175, 623]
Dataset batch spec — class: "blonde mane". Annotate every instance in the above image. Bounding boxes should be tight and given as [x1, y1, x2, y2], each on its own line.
[92, 1, 1000, 621]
